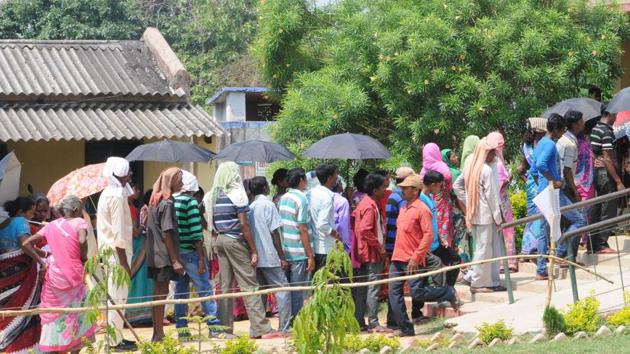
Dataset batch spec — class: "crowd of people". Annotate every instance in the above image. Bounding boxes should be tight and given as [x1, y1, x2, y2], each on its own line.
[1, 95, 628, 351]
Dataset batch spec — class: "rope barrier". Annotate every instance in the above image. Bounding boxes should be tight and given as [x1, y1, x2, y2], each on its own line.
[0, 254, 612, 318]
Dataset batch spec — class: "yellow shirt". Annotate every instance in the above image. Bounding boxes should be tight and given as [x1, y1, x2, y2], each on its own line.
[96, 186, 133, 262]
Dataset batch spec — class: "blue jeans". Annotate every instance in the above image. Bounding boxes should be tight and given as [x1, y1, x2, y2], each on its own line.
[286, 259, 308, 318]
[174, 251, 219, 328]
[537, 191, 586, 275]
[257, 267, 291, 332]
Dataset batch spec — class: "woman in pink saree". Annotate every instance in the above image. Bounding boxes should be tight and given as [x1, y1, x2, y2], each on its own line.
[22, 195, 95, 354]
[420, 143, 454, 246]
[487, 132, 518, 272]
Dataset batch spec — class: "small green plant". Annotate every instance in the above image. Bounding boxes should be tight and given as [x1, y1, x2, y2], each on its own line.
[509, 189, 526, 251]
[343, 334, 400, 352]
[564, 295, 602, 334]
[220, 336, 258, 354]
[137, 335, 195, 354]
[607, 292, 630, 327]
[84, 246, 132, 350]
[543, 306, 567, 337]
[293, 243, 359, 353]
[476, 320, 513, 344]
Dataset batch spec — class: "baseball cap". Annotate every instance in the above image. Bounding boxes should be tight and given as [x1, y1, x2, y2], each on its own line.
[395, 166, 415, 180]
[397, 174, 422, 189]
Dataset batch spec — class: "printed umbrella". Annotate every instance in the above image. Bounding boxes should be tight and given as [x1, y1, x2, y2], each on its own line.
[47, 163, 108, 206]
[126, 139, 215, 163]
[213, 139, 295, 163]
[0, 152, 21, 206]
[541, 97, 602, 121]
[302, 133, 391, 160]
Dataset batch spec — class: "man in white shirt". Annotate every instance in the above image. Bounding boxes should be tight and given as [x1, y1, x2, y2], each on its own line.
[556, 110, 586, 261]
[96, 157, 136, 351]
[306, 163, 340, 272]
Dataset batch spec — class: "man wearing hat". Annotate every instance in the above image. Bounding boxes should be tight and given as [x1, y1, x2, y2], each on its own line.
[388, 174, 458, 336]
[385, 167, 427, 328]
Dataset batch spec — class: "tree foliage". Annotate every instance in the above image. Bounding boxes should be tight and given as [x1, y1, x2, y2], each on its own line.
[254, 0, 629, 162]
[0, 0, 260, 104]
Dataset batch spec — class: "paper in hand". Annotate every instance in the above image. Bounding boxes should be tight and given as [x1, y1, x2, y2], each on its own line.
[533, 186, 562, 242]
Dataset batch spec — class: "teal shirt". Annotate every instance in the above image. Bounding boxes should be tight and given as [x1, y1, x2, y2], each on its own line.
[279, 189, 310, 261]
[419, 192, 440, 252]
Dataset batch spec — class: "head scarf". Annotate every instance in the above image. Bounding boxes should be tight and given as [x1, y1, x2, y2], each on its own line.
[419, 143, 452, 182]
[149, 167, 182, 207]
[460, 135, 480, 170]
[204, 162, 248, 233]
[103, 157, 129, 187]
[181, 170, 199, 193]
[441, 148, 461, 182]
[486, 131, 509, 187]
[463, 138, 499, 227]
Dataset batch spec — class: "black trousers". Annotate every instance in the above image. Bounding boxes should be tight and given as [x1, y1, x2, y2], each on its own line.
[386, 253, 443, 327]
[589, 168, 618, 252]
[387, 260, 454, 336]
[432, 245, 461, 287]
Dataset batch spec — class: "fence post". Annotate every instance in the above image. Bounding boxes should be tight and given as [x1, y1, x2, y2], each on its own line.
[567, 236, 579, 304]
[498, 232, 514, 304]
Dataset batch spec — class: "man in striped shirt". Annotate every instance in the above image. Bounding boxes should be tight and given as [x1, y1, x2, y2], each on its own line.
[279, 168, 315, 318]
[590, 107, 622, 254]
[173, 171, 219, 338]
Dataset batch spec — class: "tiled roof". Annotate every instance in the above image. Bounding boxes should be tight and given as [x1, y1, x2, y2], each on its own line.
[0, 102, 226, 142]
[0, 40, 181, 98]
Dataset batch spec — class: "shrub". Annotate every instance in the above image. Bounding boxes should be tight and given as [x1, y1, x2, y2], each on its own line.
[343, 334, 400, 352]
[138, 335, 195, 354]
[220, 336, 257, 354]
[543, 306, 567, 336]
[607, 292, 630, 327]
[476, 320, 513, 344]
[608, 307, 630, 327]
[509, 189, 527, 252]
[564, 295, 602, 334]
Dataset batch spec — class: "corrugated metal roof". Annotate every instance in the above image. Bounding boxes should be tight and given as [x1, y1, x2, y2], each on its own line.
[0, 103, 226, 142]
[0, 40, 179, 98]
[207, 86, 272, 105]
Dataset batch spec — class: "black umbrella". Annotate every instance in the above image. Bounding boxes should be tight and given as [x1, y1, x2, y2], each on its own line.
[541, 97, 602, 121]
[126, 139, 215, 163]
[212, 139, 295, 163]
[302, 133, 391, 160]
[605, 87, 630, 114]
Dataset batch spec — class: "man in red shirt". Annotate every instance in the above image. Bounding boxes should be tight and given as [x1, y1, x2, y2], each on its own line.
[352, 173, 390, 333]
[388, 174, 458, 336]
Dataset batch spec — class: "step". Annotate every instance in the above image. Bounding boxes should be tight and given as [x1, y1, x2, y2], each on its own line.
[455, 285, 539, 304]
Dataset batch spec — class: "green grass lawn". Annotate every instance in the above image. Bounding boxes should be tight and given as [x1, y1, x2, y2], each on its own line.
[414, 334, 630, 353]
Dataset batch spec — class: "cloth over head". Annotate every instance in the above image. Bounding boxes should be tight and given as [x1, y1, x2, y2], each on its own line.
[460, 135, 480, 170]
[441, 148, 461, 182]
[149, 167, 182, 207]
[204, 161, 248, 233]
[419, 143, 452, 181]
[528, 117, 548, 133]
[102, 157, 130, 187]
[486, 131, 509, 187]
[463, 138, 499, 227]
[181, 170, 199, 193]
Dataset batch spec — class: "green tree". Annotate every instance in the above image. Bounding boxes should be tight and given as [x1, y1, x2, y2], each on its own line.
[254, 0, 629, 162]
[0, 0, 260, 104]
[0, 0, 142, 40]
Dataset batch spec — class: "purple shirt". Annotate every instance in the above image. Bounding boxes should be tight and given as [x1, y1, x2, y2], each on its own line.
[333, 192, 351, 252]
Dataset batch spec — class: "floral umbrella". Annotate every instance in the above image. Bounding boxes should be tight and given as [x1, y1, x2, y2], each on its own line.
[47, 163, 108, 206]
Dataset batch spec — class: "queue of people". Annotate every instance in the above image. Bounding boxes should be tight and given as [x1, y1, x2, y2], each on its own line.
[1, 102, 627, 351]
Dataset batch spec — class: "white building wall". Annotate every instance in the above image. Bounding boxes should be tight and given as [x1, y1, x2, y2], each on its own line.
[225, 92, 246, 122]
